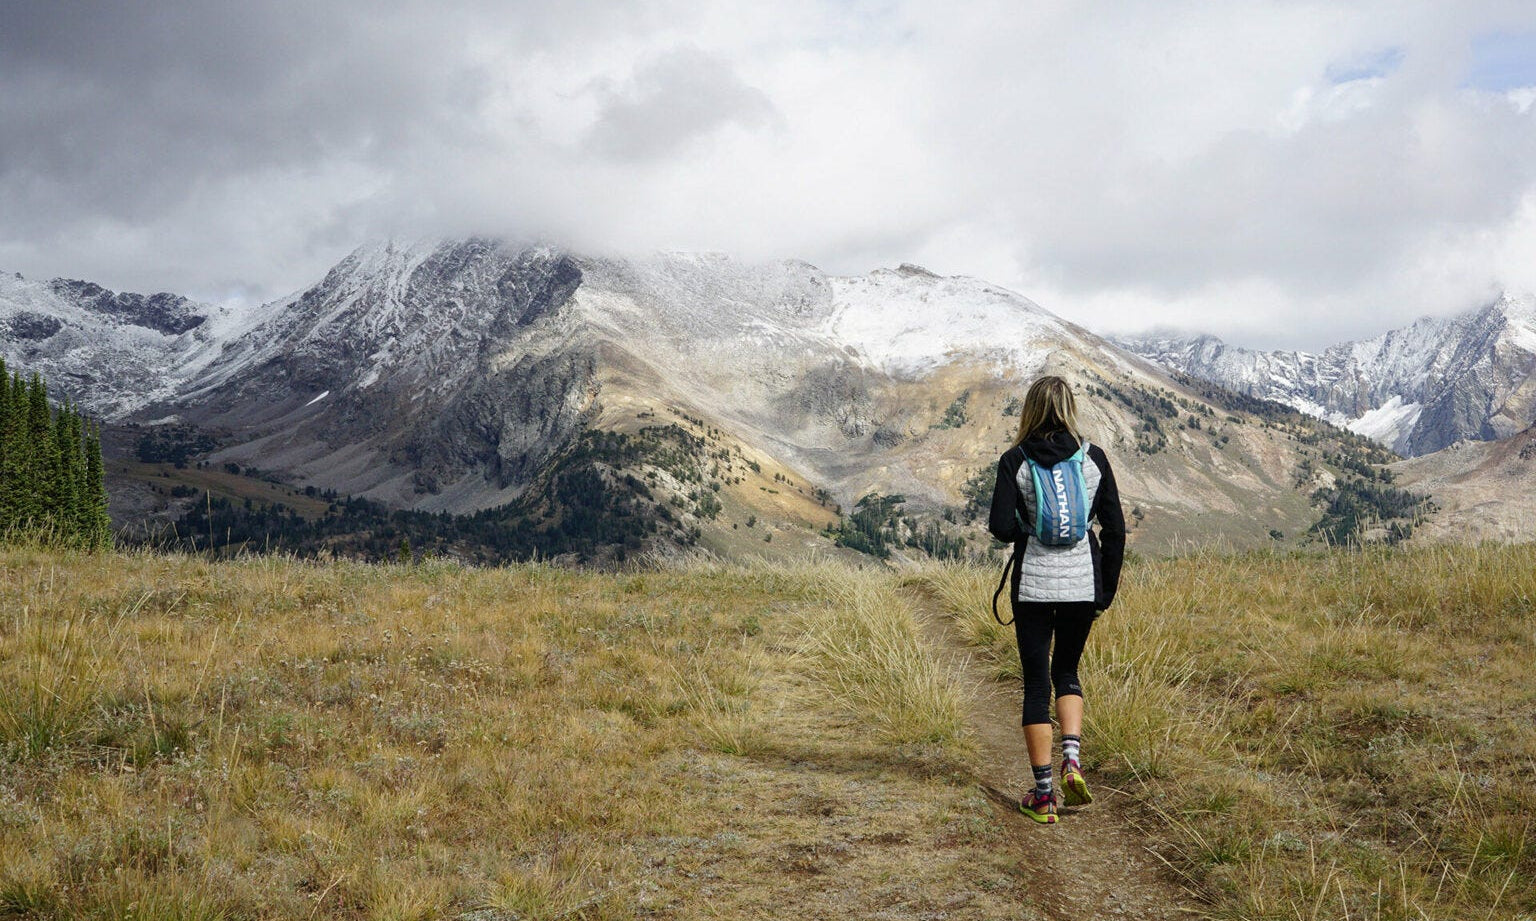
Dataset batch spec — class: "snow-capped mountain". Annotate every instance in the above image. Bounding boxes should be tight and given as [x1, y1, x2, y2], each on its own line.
[0, 270, 268, 417]
[1118, 292, 1536, 456]
[135, 240, 1144, 510]
[3, 239, 1415, 555]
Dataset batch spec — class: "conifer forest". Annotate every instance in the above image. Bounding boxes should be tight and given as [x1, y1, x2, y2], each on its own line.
[0, 358, 112, 548]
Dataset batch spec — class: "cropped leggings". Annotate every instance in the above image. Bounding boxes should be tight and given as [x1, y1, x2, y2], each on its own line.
[1012, 601, 1097, 726]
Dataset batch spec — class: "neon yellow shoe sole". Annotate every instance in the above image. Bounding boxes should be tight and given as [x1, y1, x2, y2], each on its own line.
[1019, 794, 1058, 824]
[1061, 766, 1093, 807]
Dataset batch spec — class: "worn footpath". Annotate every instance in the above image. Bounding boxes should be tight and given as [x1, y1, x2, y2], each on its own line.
[918, 598, 1198, 921]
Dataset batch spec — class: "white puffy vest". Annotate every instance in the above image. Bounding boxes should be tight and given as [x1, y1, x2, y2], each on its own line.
[1016, 451, 1103, 603]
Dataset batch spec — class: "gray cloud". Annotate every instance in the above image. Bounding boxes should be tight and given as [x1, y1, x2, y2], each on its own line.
[0, 0, 664, 294]
[584, 46, 781, 161]
[1, 0, 1535, 350]
[2, 4, 464, 214]
[1036, 99, 1536, 294]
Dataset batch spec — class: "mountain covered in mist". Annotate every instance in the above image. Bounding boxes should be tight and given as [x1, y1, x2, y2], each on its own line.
[1117, 292, 1536, 457]
[2, 240, 1429, 561]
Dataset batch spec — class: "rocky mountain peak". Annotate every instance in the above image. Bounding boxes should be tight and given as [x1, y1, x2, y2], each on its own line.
[48, 278, 208, 335]
[1119, 291, 1536, 456]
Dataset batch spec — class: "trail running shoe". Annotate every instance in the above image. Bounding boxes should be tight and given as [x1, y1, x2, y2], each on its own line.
[1019, 789, 1058, 824]
[1061, 759, 1093, 807]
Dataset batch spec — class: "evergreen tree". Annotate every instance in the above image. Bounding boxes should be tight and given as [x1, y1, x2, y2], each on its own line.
[17, 375, 54, 529]
[67, 406, 93, 542]
[0, 362, 12, 533]
[7, 369, 31, 529]
[50, 398, 81, 536]
[0, 365, 113, 549]
[83, 423, 112, 549]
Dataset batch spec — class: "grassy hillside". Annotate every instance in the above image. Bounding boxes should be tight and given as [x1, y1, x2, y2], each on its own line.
[3, 544, 1533, 919]
[915, 544, 1536, 920]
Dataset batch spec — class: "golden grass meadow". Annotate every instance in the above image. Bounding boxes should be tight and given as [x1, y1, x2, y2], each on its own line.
[0, 548, 996, 921]
[2, 542, 1535, 920]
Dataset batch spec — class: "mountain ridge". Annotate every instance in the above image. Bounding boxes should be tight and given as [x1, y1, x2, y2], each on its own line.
[2, 239, 1430, 561]
[1116, 292, 1536, 456]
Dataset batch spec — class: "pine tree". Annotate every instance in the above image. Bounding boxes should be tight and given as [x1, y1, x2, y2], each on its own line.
[16, 375, 54, 530]
[51, 398, 81, 540]
[72, 410, 94, 542]
[64, 404, 92, 544]
[4, 370, 37, 534]
[0, 361, 12, 534]
[83, 422, 112, 550]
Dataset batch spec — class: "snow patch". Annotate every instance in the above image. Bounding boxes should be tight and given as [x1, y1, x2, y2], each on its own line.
[1349, 396, 1422, 448]
[303, 390, 330, 407]
[823, 271, 1063, 375]
[1511, 325, 1536, 354]
[1278, 394, 1334, 422]
[1508, 314, 1536, 354]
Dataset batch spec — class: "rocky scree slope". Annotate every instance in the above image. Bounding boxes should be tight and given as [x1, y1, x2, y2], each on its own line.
[1392, 421, 1536, 543]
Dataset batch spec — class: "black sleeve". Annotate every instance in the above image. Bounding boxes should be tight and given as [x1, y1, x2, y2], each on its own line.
[987, 449, 1026, 544]
[1090, 445, 1126, 609]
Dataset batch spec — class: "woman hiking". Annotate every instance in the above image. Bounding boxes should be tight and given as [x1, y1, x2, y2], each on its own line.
[988, 375, 1126, 824]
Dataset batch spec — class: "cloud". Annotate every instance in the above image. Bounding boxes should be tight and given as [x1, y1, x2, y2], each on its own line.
[583, 46, 782, 161]
[897, 0, 1536, 347]
[1, 0, 1535, 350]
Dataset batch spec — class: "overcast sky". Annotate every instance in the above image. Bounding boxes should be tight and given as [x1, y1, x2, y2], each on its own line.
[3, 1, 1535, 350]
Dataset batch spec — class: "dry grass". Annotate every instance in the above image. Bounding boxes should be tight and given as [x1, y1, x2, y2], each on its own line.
[790, 563, 974, 753]
[14, 541, 1529, 919]
[913, 544, 1536, 921]
[0, 548, 1011, 920]
[900, 562, 1019, 681]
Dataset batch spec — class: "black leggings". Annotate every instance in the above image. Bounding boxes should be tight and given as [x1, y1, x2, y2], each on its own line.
[1013, 601, 1096, 726]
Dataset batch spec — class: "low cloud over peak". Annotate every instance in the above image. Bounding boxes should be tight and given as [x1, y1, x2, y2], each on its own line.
[2, 0, 1534, 351]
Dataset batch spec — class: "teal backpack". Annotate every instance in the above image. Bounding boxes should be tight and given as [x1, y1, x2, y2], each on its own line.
[1024, 440, 1091, 547]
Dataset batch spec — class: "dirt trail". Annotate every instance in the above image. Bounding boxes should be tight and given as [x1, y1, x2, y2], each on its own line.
[915, 597, 1200, 921]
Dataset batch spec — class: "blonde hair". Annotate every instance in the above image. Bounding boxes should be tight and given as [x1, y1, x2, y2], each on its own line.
[1011, 375, 1080, 447]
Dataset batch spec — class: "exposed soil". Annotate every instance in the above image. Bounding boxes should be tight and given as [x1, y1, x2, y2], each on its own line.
[916, 597, 1202, 921]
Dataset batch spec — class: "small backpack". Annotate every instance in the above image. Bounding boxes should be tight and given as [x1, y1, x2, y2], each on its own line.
[1024, 441, 1091, 547]
[992, 441, 1092, 625]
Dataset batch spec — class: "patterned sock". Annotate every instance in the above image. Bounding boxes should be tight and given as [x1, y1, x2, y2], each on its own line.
[1032, 763, 1053, 797]
[1062, 734, 1081, 769]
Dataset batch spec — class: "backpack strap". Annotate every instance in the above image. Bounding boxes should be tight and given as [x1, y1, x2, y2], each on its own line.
[1025, 456, 1048, 540]
[1072, 440, 1091, 532]
[992, 540, 1023, 626]
[993, 444, 1032, 625]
